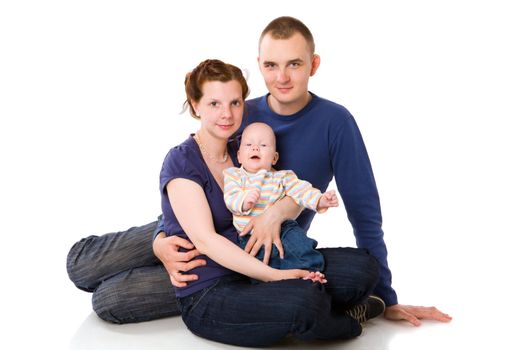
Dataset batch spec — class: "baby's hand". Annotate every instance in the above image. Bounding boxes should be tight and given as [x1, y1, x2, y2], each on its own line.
[302, 271, 327, 284]
[317, 190, 339, 212]
[242, 188, 261, 211]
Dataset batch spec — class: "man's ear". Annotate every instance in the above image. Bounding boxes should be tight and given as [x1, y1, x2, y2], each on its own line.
[310, 54, 321, 76]
[272, 152, 279, 165]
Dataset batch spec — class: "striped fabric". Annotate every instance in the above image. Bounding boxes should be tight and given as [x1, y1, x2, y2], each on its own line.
[223, 167, 323, 233]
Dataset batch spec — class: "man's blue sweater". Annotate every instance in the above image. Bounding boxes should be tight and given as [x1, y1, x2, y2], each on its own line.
[242, 93, 398, 306]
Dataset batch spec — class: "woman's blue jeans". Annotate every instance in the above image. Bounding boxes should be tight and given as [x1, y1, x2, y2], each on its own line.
[179, 247, 379, 347]
[66, 220, 379, 346]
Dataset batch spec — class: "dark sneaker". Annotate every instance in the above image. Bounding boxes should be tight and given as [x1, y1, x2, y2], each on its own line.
[347, 295, 386, 323]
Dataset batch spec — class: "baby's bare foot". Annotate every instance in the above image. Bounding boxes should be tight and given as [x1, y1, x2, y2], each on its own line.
[302, 271, 327, 284]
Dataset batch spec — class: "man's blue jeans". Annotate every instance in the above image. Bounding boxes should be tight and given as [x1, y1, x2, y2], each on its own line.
[238, 220, 325, 271]
[66, 221, 181, 323]
[67, 220, 379, 345]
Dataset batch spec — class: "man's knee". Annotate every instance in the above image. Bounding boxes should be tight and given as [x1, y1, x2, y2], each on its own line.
[92, 278, 131, 324]
[66, 236, 99, 292]
[92, 266, 181, 324]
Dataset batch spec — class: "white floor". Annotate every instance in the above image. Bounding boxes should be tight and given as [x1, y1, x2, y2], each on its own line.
[68, 312, 448, 350]
[2, 1, 525, 349]
[8, 206, 522, 350]
[64, 250, 525, 350]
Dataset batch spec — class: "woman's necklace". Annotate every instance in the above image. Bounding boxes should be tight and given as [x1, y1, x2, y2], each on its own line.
[194, 132, 228, 164]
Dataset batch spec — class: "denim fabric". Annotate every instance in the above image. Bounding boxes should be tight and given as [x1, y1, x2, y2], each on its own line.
[66, 219, 379, 337]
[238, 220, 325, 271]
[178, 247, 379, 347]
[66, 221, 181, 323]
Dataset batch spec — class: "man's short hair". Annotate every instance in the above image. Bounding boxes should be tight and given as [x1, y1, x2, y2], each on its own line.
[259, 16, 315, 54]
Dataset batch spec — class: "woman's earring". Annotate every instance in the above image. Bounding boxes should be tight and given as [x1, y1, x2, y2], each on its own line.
[196, 111, 200, 117]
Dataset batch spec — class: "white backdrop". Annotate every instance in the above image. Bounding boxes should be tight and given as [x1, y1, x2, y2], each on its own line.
[1, 1, 524, 349]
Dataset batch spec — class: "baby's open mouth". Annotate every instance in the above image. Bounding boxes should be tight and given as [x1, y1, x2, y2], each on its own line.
[250, 155, 260, 160]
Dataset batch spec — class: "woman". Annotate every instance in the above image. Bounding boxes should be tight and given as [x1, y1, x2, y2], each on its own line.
[160, 59, 381, 347]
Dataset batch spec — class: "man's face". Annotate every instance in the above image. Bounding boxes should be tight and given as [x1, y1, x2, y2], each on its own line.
[258, 33, 319, 115]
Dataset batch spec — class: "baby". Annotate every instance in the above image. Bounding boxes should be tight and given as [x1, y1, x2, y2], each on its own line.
[223, 122, 338, 276]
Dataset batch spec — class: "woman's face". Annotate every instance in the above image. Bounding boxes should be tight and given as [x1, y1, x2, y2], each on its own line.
[193, 80, 244, 140]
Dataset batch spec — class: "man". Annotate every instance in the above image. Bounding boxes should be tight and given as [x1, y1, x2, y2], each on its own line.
[68, 16, 451, 326]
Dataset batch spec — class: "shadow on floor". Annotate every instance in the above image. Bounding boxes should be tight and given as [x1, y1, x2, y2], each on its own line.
[70, 312, 410, 349]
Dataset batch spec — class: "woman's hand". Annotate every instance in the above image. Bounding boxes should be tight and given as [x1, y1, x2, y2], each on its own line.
[384, 304, 452, 326]
[153, 232, 206, 287]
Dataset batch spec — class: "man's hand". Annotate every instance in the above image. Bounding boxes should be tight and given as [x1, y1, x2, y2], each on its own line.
[239, 196, 302, 265]
[152, 232, 206, 287]
[242, 188, 261, 211]
[384, 304, 452, 326]
[240, 210, 284, 265]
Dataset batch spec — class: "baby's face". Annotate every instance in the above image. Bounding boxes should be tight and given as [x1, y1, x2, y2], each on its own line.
[238, 124, 278, 173]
